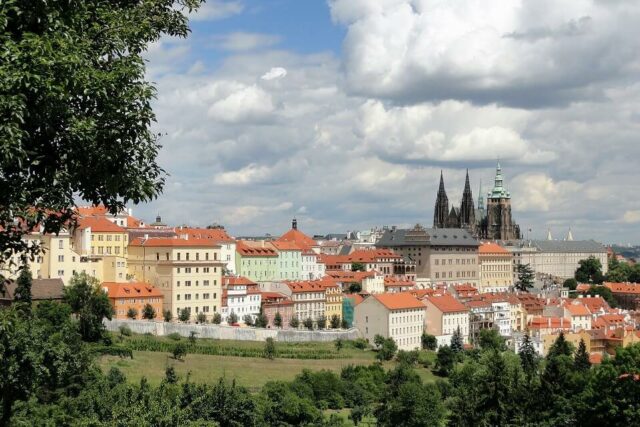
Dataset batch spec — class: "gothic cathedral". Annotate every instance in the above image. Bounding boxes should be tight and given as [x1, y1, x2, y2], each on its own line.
[433, 162, 521, 241]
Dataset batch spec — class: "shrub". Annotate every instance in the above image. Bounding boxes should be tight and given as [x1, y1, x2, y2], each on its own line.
[422, 333, 437, 351]
[330, 314, 340, 329]
[274, 312, 283, 328]
[228, 312, 238, 325]
[167, 332, 182, 341]
[264, 337, 276, 360]
[163, 309, 172, 322]
[317, 316, 327, 330]
[172, 343, 187, 360]
[126, 307, 138, 320]
[243, 314, 254, 326]
[350, 338, 369, 350]
[142, 303, 156, 320]
[196, 312, 207, 324]
[341, 318, 349, 329]
[119, 325, 132, 337]
[178, 308, 190, 322]
[91, 345, 133, 359]
[290, 316, 300, 328]
[212, 312, 222, 324]
[303, 317, 314, 331]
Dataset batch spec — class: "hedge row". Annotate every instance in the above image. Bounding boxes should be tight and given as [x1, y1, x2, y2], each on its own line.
[91, 345, 133, 359]
[124, 338, 350, 360]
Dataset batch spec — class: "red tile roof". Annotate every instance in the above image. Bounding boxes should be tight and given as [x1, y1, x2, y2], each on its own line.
[287, 281, 327, 293]
[103, 282, 163, 299]
[177, 227, 234, 243]
[77, 216, 126, 233]
[605, 282, 640, 294]
[270, 241, 303, 251]
[528, 316, 572, 330]
[564, 301, 591, 316]
[478, 242, 510, 255]
[278, 228, 317, 249]
[426, 294, 468, 313]
[223, 276, 257, 286]
[236, 241, 278, 257]
[373, 292, 425, 310]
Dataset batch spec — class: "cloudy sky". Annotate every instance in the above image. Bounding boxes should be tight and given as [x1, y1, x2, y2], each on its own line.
[138, 0, 640, 244]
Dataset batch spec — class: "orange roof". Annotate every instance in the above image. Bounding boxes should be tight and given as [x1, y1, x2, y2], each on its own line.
[129, 237, 219, 247]
[528, 316, 572, 329]
[177, 227, 234, 243]
[77, 216, 126, 233]
[426, 294, 468, 313]
[605, 282, 640, 294]
[373, 292, 425, 310]
[384, 276, 416, 287]
[326, 271, 376, 282]
[478, 242, 510, 255]
[270, 241, 303, 251]
[236, 241, 278, 257]
[564, 301, 591, 316]
[127, 216, 144, 228]
[287, 281, 327, 293]
[77, 205, 110, 216]
[223, 276, 257, 286]
[260, 291, 289, 301]
[103, 282, 163, 299]
[344, 293, 366, 306]
[576, 284, 591, 292]
[411, 289, 436, 299]
[278, 228, 317, 249]
[346, 249, 401, 263]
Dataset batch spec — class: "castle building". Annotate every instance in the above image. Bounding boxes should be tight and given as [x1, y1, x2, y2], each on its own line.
[433, 163, 521, 241]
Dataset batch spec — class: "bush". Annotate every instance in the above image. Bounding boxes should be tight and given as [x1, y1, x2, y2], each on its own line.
[196, 312, 207, 324]
[172, 343, 187, 360]
[119, 325, 132, 337]
[243, 314, 254, 326]
[349, 338, 369, 350]
[178, 308, 190, 322]
[126, 307, 138, 320]
[188, 331, 198, 344]
[142, 303, 156, 320]
[330, 314, 340, 329]
[303, 317, 314, 330]
[290, 316, 300, 328]
[228, 312, 238, 325]
[212, 312, 222, 324]
[264, 337, 276, 360]
[167, 332, 182, 341]
[163, 309, 172, 322]
[422, 333, 437, 351]
[91, 345, 133, 359]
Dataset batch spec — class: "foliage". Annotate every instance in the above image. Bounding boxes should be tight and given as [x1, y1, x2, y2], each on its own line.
[188, 331, 198, 345]
[13, 268, 33, 309]
[163, 309, 173, 322]
[126, 307, 139, 320]
[243, 314, 254, 326]
[289, 316, 300, 328]
[274, 312, 283, 328]
[479, 328, 506, 352]
[450, 326, 464, 353]
[375, 337, 398, 362]
[341, 318, 349, 329]
[212, 312, 222, 325]
[376, 381, 446, 427]
[317, 315, 327, 329]
[329, 314, 340, 329]
[142, 304, 156, 320]
[515, 263, 535, 292]
[548, 332, 574, 359]
[178, 308, 190, 322]
[303, 317, 314, 330]
[64, 273, 113, 342]
[347, 282, 362, 293]
[574, 338, 591, 372]
[435, 345, 457, 376]
[575, 256, 604, 284]
[396, 350, 419, 366]
[263, 338, 276, 360]
[172, 343, 187, 360]
[0, 0, 202, 275]
[334, 338, 344, 352]
[351, 262, 365, 272]
[227, 311, 238, 325]
[586, 285, 618, 308]
[519, 333, 539, 380]
[563, 278, 578, 291]
[254, 313, 268, 328]
[167, 332, 181, 341]
[258, 381, 322, 426]
[422, 332, 437, 351]
[119, 325, 132, 337]
[195, 312, 206, 324]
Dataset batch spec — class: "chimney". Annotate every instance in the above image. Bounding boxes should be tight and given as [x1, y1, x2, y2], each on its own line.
[143, 234, 149, 240]
[261, 240, 265, 248]
[292, 218, 298, 230]
[547, 318, 551, 328]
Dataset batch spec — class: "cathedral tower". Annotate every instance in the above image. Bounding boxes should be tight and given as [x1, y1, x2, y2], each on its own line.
[433, 171, 450, 228]
[459, 169, 476, 232]
[483, 161, 521, 241]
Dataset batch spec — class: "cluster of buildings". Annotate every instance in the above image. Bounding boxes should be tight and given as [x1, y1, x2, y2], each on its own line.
[1, 163, 637, 362]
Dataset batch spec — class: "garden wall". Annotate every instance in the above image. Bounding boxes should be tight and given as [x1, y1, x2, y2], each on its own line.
[104, 319, 361, 342]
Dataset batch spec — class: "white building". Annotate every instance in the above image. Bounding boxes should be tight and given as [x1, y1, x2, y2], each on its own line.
[176, 227, 237, 275]
[221, 276, 261, 324]
[491, 301, 512, 337]
[354, 293, 426, 351]
[301, 248, 325, 280]
[424, 294, 470, 348]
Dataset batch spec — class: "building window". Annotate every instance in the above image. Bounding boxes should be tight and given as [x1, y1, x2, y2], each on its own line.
[196, 253, 199, 261]
[185, 281, 191, 287]
[58, 255, 64, 262]
[57, 270, 64, 276]
[186, 253, 190, 261]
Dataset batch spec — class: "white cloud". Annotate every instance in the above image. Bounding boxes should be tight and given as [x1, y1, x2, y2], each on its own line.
[261, 67, 288, 81]
[190, 1, 244, 21]
[622, 211, 640, 224]
[207, 83, 275, 123]
[214, 163, 271, 185]
[214, 32, 281, 51]
[329, 0, 640, 106]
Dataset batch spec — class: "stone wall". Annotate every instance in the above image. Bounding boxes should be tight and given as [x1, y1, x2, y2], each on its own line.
[105, 319, 361, 342]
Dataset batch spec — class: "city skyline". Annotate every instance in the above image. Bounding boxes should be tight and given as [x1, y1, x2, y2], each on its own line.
[136, 0, 640, 244]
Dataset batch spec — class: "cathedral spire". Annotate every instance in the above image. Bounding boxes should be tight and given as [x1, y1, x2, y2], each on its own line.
[433, 170, 449, 228]
[460, 169, 475, 229]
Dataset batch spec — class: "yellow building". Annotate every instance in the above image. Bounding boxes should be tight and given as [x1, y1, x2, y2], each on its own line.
[322, 280, 343, 324]
[127, 236, 224, 321]
[543, 330, 591, 356]
[76, 216, 128, 257]
[478, 242, 513, 293]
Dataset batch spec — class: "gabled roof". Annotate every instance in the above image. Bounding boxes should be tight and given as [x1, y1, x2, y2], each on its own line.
[376, 227, 479, 248]
[287, 281, 327, 293]
[177, 227, 235, 243]
[373, 292, 425, 310]
[479, 242, 510, 255]
[223, 276, 257, 286]
[270, 241, 303, 251]
[278, 228, 317, 249]
[564, 301, 591, 316]
[236, 241, 278, 257]
[77, 216, 126, 233]
[528, 316, 571, 329]
[426, 294, 469, 313]
[0, 278, 64, 301]
[103, 282, 163, 299]
[604, 282, 640, 294]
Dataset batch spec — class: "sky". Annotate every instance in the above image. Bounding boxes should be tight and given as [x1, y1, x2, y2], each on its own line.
[137, 0, 640, 245]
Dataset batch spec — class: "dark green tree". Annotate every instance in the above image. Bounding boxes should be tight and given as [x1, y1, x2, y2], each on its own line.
[63, 273, 113, 342]
[351, 263, 365, 272]
[274, 311, 283, 328]
[563, 278, 578, 291]
[290, 315, 300, 328]
[317, 315, 327, 329]
[227, 311, 238, 325]
[0, 0, 203, 278]
[435, 345, 456, 376]
[303, 317, 314, 330]
[376, 381, 446, 427]
[196, 312, 206, 324]
[142, 303, 156, 320]
[515, 263, 535, 292]
[330, 314, 340, 329]
[258, 381, 322, 426]
[422, 332, 437, 351]
[479, 328, 506, 352]
[606, 261, 631, 283]
[575, 256, 604, 284]
[254, 313, 268, 328]
[212, 312, 222, 324]
[348, 282, 362, 293]
[376, 338, 398, 362]
[126, 307, 138, 320]
[451, 326, 464, 353]
[172, 343, 187, 361]
[13, 268, 33, 309]
[519, 333, 538, 380]
[629, 264, 640, 283]
[164, 365, 178, 384]
[243, 314, 254, 326]
[178, 308, 190, 322]
[263, 338, 276, 360]
[162, 309, 172, 322]
[335, 338, 344, 352]
[548, 332, 573, 359]
[341, 318, 349, 329]
[574, 338, 591, 371]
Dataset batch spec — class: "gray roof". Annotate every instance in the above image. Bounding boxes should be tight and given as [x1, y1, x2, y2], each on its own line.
[1, 278, 65, 301]
[527, 240, 607, 253]
[376, 227, 479, 247]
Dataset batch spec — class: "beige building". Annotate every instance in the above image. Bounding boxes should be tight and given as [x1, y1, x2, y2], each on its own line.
[354, 293, 426, 351]
[424, 294, 470, 348]
[127, 236, 223, 320]
[287, 281, 326, 323]
[376, 225, 479, 286]
[478, 242, 513, 293]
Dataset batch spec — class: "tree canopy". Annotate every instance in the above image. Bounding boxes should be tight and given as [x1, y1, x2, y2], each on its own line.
[575, 256, 604, 284]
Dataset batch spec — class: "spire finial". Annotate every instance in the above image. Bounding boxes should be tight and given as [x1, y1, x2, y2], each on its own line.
[292, 217, 298, 230]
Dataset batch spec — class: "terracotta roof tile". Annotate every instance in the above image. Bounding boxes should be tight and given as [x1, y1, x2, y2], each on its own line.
[426, 294, 468, 313]
[77, 216, 126, 233]
[129, 237, 219, 247]
[103, 282, 163, 299]
[373, 292, 425, 310]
